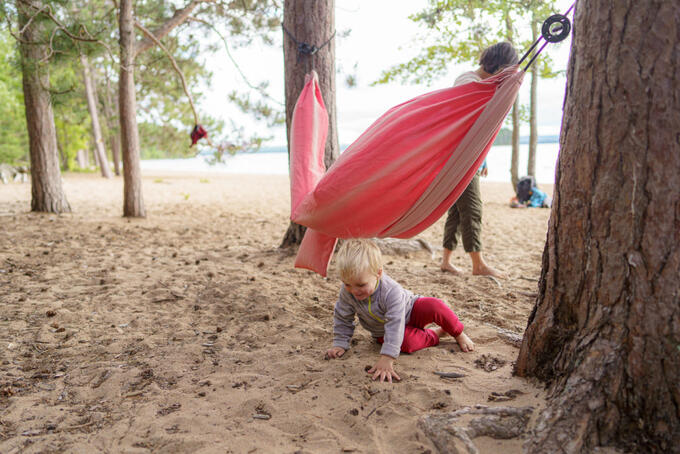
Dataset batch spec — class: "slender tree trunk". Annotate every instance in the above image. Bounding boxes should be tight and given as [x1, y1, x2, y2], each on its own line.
[103, 71, 121, 176]
[281, 0, 337, 247]
[510, 99, 520, 186]
[505, 11, 520, 187]
[516, 1, 680, 452]
[81, 54, 112, 178]
[18, 1, 71, 214]
[527, 14, 538, 178]
[118, 0, 145, 217]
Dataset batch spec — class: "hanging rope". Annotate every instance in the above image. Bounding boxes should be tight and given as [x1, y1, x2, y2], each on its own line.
[281, 24, 336, 59]
[519, 1, 576, 71]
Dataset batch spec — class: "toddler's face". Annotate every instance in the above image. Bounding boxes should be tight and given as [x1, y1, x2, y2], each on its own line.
[342, 269, 381, 301]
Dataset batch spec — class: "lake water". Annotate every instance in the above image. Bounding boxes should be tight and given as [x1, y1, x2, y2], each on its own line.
[141, 142, 560, 185]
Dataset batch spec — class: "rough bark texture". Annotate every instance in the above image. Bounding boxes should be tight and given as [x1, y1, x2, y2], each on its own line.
[18, 1, 71, 214]
[118, 0, 146, 217]
[81, 54, 112, 179]
[281, 0, 338, 247]
[516, 1, 680, 453]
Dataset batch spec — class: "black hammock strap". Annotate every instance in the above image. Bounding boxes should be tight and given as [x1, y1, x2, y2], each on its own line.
[282, 24, 336, 58]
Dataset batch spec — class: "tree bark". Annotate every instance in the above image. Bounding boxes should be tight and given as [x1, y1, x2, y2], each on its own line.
[118, 0, 145, 217]
[516, 1, 680, 453]
[18, 1, 71, 214]
[81, 54, 112, 179]
[510, 99, 520, 187]
[281, 0, 338, 247]
[527, 14, 538, 178]
[103, 72, 121, 176]
[505, 11, 520, 188]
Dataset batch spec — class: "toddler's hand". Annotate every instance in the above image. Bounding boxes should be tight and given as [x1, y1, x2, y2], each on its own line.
[367, 355, 401, 383]
[326, 346, 346, 359]
[454, 332, 475, 352]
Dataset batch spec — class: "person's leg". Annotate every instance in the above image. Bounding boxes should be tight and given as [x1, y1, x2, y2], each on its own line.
[408, 297, 464, 337]
[408, 297, 475, 352]
[441, 204, 463, 274]
[458, 175, 505, 278]
[400, 325, 440, 353]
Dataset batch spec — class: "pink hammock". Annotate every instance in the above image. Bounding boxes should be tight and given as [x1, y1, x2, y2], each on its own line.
[290, 68, 524, 276]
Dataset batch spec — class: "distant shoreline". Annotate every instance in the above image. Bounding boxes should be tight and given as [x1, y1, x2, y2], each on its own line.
[190, 134, 560, 157]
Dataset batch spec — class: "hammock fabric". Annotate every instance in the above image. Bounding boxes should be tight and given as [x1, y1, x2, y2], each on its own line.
[290, 67, 524, 276]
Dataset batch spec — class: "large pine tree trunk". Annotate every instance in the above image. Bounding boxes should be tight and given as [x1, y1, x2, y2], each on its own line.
[18, 1, 71, 214]
[118, 0, 145, 217]
[516, 1, 680, 452]
[281, 0, 338, 247]
[81, 54, 112, 179]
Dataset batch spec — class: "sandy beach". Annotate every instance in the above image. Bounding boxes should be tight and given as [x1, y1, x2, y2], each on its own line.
[1, 172, 553, 453]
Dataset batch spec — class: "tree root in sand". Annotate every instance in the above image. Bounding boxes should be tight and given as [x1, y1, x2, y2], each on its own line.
[418, 405, 534, 454]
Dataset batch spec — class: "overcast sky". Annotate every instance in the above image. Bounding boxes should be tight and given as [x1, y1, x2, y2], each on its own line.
[200, 0, 574, 147]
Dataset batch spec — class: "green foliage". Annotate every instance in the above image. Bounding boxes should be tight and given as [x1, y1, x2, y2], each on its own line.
[3, 0, 283, 164]
[0, 30, 28, 164]
[375, 0, 560, 86]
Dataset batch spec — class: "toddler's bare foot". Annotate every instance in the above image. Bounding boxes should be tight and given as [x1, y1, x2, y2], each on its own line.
[472, 263, 506, 279]
[454, 332, 475, 352]
[440, 262, 463, 275]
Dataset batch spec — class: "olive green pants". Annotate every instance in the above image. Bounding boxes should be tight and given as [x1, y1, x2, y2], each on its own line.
[442, 174, 483, 252]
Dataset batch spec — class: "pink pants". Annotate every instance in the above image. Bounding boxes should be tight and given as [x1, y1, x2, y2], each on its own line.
[378, 297, 464, 354]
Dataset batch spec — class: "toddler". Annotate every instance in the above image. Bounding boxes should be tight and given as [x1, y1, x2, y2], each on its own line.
[326, 239, 474, 382]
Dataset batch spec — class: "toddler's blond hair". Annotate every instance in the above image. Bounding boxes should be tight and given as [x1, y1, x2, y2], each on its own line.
[335, 239, 382, 282]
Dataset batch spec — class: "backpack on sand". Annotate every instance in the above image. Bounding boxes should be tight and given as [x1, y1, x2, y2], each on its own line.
[516, 176, 536, 204]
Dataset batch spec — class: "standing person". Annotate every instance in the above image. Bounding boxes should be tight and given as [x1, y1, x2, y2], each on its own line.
[440, 42, 519, 278]
[326, 239, 474, 383]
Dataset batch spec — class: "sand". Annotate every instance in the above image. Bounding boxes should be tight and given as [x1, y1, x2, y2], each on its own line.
[0, 172, 553, 453]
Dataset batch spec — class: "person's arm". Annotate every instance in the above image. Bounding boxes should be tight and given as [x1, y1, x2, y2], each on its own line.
[367, 288, 406, 382]
[378, 294, 407, 360]
[330, 295, 355, 355]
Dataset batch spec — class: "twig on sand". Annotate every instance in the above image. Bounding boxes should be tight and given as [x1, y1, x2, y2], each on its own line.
[485, 275, 503, 288]
[434, 371, 466, 379]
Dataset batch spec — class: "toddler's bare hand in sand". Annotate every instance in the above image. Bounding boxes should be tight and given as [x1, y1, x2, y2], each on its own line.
[367, 355, 401, 383]
[325, 346, 346, 359]
[454, 332, 475, 352]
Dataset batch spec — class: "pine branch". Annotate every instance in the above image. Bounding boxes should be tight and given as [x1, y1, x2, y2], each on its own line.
[133, 19, 199, 126]
[134, 0, 215, 57]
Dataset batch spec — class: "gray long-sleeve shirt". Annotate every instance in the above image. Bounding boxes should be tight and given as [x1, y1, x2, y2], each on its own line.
[332, 273, 420, 359]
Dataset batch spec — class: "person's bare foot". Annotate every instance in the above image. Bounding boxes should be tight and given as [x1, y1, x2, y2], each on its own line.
[472, 263, 506, 279]
[440, 262, 463, 275]
[454, 332, 475, 352]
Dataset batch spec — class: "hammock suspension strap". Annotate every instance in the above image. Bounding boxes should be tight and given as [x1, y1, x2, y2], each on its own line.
[282, 24, 336, 60]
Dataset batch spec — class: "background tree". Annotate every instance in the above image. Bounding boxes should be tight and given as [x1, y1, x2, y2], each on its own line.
[116, 0, 280, 217]
[16, 0, 71, 213]
[516, 1, 680, 452]
[81, 53, 112, 178]
[280, 0, 337, 247]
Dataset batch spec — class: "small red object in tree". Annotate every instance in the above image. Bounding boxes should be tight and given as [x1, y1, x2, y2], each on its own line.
[190, 125, 208, 146]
